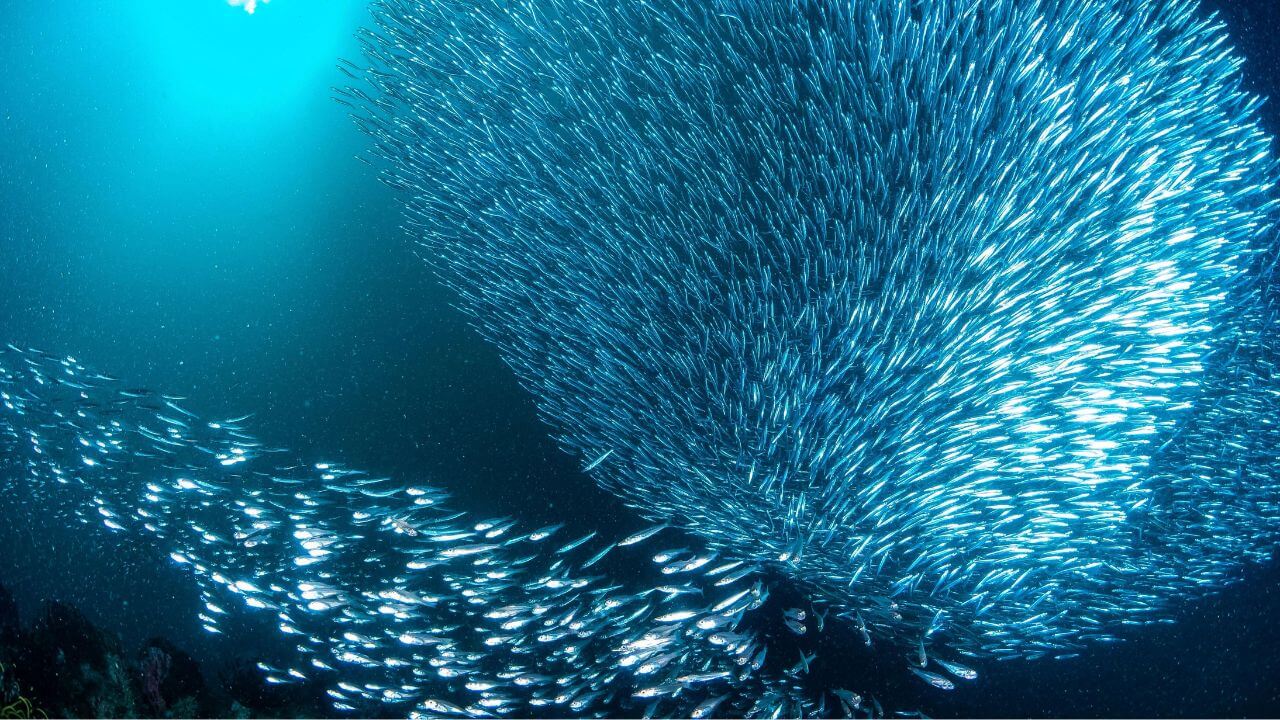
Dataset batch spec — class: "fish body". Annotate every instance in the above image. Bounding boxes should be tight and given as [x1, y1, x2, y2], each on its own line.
[933, 658, 978, 681]
[910, 668, 955, 691]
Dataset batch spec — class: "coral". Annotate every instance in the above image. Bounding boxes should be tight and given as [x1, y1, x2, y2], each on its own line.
[137, 639, 211, 718]
[0, 663, 46, 720]
[13, 600, 133, 718]
[86, 654, 139, 719]
[0, 695, 46, 720]
[0, 587, 17, 646]
[140, 645, 172, 713]
[0, 588, 255, 719]
[167, 695, 199, 719]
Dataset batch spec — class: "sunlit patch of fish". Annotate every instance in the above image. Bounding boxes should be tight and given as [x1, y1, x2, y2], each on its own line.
[0, 346, 880, 717]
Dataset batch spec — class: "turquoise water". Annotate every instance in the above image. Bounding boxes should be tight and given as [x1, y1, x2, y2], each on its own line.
[2, 0, 1280, 717]
[0, 0, 626, 681]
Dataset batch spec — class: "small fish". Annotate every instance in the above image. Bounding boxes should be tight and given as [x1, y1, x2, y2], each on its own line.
[652, 547, 687, 564]
[856, 612, 873, 647]
[913, 637, 928, 668]
[832, 689, 862, 713]
[583, 448, 614, 472]
[676, 671, 730, 685]
[580, 542, 616, 569]
[690, 694, 729, 719]
[788, 650, 817, 675]
[933, 657, 979, 681]
[439, 543, 499, 558]
[656, 610, 698, 623]
[711, 587, 753, 614]
[910, 667, 956, 691]
[555, 531, 597, 555]
[526, 523, 564, 542]
[417, 698, 467, 716]
[783, 617, 807, 635]
[617, 524, 668, 547]
[749, 645, 767, 671]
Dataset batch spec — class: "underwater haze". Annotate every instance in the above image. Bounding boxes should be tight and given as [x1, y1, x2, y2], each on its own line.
[0, 0, 625, 635]
[2, 0, 1280, 717]
[0, 0, 633, 711]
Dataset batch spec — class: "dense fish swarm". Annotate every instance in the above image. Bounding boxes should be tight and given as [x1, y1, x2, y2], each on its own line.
[352, 0, 1280, 661]
[2, 0, 1278, 716]
[1, 345, 896, 717]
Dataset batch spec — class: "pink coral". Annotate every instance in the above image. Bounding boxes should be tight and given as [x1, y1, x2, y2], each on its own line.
[139, 646, 171, 713]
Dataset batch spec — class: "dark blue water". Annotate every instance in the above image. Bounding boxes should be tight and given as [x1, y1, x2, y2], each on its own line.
[1, 0, 1277, 716]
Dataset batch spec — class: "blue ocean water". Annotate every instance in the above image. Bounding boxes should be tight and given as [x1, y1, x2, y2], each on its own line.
[1, 0, 1278, 717]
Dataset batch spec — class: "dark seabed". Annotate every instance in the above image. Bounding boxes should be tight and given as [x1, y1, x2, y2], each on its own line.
[1, 0, 1278, 717]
